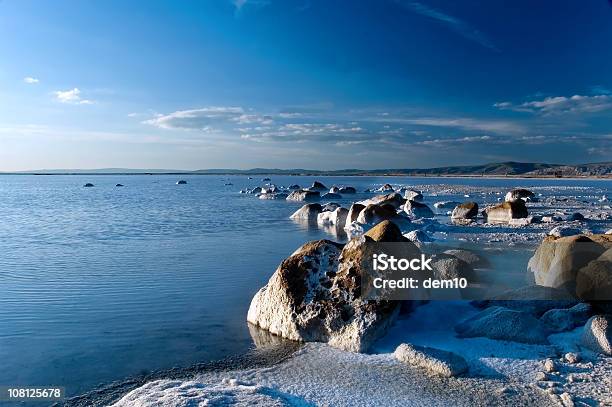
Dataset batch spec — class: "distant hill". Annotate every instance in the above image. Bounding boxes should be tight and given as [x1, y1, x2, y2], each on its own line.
[5, 161, 611, 177]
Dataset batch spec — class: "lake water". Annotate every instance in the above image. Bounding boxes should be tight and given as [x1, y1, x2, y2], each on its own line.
[0, 174, 609, 399]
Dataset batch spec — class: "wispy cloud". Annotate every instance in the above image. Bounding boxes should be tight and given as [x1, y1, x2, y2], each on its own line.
[143, 107, 274, 131]
[23, 77, 39, 84]
[495, 94, 612, 115]
[54, 88, 95, 105]
[385, 117, 526, 135]
[395, 1, 499, 52]
[231, 0, 270, 12]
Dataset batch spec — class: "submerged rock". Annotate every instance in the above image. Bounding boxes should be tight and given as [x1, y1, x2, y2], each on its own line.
[258, 192, 288, 200]
[288, 184, 301, 190]
[394, 343, 468, 377]
[176, 180, 187, 185]
[115, 183, 124, 187]
[309, 181, 328, 191]
[321, 192, 342, 200]
[455, 306, 549, 344]
[451, 202, 478, 220]
[247, 221, 415, 352]
[505, 188, 535, 202]
[83, 183, 95, 187]
[404, 200, 434, 218]
[581, 315, 612, 355]
[443, 249, 490, 268]
[483, 201, 528, 224]
[474, 286, 578, 317]
[290, 203, 322, 222]
[338, 186, 356, 194]
[286, 190, 321, 202]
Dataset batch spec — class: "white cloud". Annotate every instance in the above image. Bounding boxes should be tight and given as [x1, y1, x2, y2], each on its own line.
[23, 77, 39, 84]
[393, 117, 525, 135]
[143, 107, 250, 131]
[495, 94, 612, 115]
[54, 88, 94, 105]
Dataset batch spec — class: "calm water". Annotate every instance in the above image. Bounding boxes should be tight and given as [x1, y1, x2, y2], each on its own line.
[0, 174, 609, 397]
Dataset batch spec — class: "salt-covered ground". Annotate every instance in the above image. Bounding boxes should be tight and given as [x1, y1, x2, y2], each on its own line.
[110, 301, 612, 407]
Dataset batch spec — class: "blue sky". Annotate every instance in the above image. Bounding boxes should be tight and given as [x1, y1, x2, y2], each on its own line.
[1, 0, 611, 170]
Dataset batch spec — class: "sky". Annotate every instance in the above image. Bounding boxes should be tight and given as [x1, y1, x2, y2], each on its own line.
[1, 0, 611, 171]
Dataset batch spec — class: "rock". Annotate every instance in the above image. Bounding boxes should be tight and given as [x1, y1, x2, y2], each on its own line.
[288, 184, 301, 190]
[115, 183, 124, 187]
[83, 183, 94, 187]
[321, 192, 342, 200]
[535, 372, 547, 381]
[346, 203, 366, 224]
[430, 254, 474, 280]
[548, 226, 582, 238]
[539, 303, 592, 333]
[379, 183, 394, 192]
[309, 181, 328, 191]
[576, 248, 612, 302]
[357, 204, 399, 225]
[358, 193, 405, 209]
[505, 188, 535, 202]
[176, 180, 187, 185]
[317, 207, 349, 229]
[249, 186, 263, 194]
[290, 203, 323, 222]
[509, 216, 537, 226]
[321, 202, 340, 212]
[543, 358, 557, 373]
[286, 190, 321, 202]
[443, 249, 490, 268]
[564, 352, 580, 364]
[568, 212, 585, 221]
[394, 343, 468, 377]
[247, 222, 414, 352]
[434, 201, 460, 209]
[475, 286, 578, 317]
[403, 229, 433, 244]
[329, 186, 340, 194]
[338, 186, 356, 194]
[528, 235, 608, 288]
[404, 189, 423, 202]
[455, 306, 549, 344]
[404, 200, 434, 218]
[451, 202, 479, 220]
[581, 315, 612, 355]
[258, 192, 288, 199]
[559, 392, 574, 407]
[261, 177, 271, 181]
[483, 201, 528, 224]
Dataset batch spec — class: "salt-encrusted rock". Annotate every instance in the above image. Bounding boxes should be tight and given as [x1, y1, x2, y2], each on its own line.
[321, 192, 342, 200]
[339, 186, 356, 194]
[430, 254, 474, 280]
[404, 200, 434, 218]
[247, 221, 415, 352]
[474, 286, 578, 317]
[358, 192, 405, 209]
[576, 248, 612, 302]
[404, 229, 433, 244]
[451, 202, 479, 220]
[548, 226, 582, 238]
[290, 203, 323, 222]
[317, 207, 349, 229]
[321, 202, 340, 212]
[505, 188, 535, 202]
[455, 306, 549, 344]
[379, 183, 394, 192]
[394, 343, 468, 377]
[286, 190, 321, 202]
[258, 192, 288, 200]
[581, 315, 612, 355]
[309, 181, 328, 191]
[483, 201, 528, 224]
[539, 303, 592, 333]
[443, 249, 490, 268]
[434, 201, 460, 209]
[346, 203, 366, 224]
[528, 235, 608, 288]
[404, 189, 423, 202]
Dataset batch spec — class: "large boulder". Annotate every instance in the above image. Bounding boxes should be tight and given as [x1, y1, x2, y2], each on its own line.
[379, 183, 394, 192]
[286, 190, 321, 202]
[455, 306, 549, 344]
[394, 343, 468, 377]
[404, 190, 423, 202]
[576, 247, 612, 302]
[451, 202, 478, 220]
[505, 188, 535, 202]
[581, 315, 612, 355]
[404, 200, 434, 218]
[528, 235, 609, 289]
[483, 201, 528, 224]
[338, 186, 356, 194]
[317, 207, 349, 230]
[247, 221, 414, 352]
[539, 303, 592, 333]
[357, 204, 398, 225]
[346, 203, 366, 224]
[258, 192, 288, 200]
[309, 181, 328, 191]
[358, 193, 405, 209]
